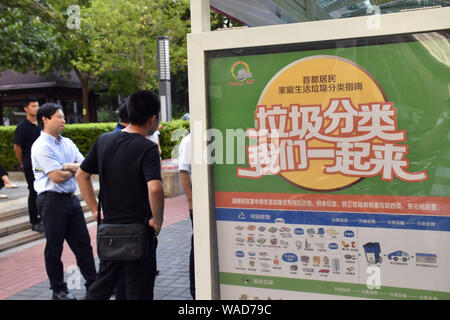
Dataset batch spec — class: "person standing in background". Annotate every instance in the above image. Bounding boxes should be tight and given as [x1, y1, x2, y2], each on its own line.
[13, 97, 42, 232]
[148, 124, 163, 156]
[114, 102, 130, 132]
[178, 131, 195, 299]
[0, 162, 18, 199]
[77, 90, 164, 300]
[32, 103, 97, 300]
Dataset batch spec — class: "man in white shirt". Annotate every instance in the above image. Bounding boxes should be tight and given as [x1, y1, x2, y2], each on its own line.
[32, 103, 96, 300]
[178, 132, 195, 299]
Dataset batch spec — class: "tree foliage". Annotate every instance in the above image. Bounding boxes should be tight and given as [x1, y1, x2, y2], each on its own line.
[0, 2, 61, 73]
[1, 0, 193, 117]
[86, 0, 190, 97]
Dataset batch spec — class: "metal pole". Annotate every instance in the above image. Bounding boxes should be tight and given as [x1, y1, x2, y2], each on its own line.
[157, 36, 172, 122]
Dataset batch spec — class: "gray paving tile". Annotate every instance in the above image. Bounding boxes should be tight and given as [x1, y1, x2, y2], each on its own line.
[11, 290, 38, 297]
[163, 295, 188, 300]
[5, 217, 194, 300]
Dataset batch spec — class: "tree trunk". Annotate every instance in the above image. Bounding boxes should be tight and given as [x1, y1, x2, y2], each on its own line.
[139, 42, 146, 90]
[0, 100, 3, 126]
[81, 81, 90, 122]
[74, 68, 92, 122]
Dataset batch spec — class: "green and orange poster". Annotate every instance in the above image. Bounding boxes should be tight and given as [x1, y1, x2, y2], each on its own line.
[206, 30, 450, 299]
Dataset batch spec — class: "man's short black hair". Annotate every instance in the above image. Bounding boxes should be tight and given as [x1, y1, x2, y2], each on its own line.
[25, 97, 38, 107]
[37, 103, 62, 127]
[127, 91, 160, 125]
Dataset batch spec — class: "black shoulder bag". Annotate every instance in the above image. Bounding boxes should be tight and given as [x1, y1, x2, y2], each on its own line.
[96, 133, 149, 261]
[96, 206, 149, 261]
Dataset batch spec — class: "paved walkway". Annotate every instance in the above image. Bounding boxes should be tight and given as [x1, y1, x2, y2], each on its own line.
[0, 188, 193, 300]
[0, 180, 29, 201]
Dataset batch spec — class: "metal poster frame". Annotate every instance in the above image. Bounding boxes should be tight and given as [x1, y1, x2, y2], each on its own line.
[187, 6, 450, 299]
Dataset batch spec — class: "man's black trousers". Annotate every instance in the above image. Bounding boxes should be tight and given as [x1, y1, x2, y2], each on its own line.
[0, 163, 6, 189]
[37, 192, 97, 292]
[23, 166, 40, 225]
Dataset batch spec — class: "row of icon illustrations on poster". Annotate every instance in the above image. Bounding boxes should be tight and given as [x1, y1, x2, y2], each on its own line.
[234, 225, 349, 250]
[234, 246, 438, 275]
[232, 224, 438, 275]
[362, 242, 437, 266]
[235, 224, 341, 237]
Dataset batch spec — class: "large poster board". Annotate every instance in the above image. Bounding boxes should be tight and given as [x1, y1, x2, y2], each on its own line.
[206, 30, 450, 300]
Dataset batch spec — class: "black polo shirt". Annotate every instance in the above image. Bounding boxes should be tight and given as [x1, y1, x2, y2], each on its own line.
[14, 119, 41, 168]
[80, 131, 162, 225]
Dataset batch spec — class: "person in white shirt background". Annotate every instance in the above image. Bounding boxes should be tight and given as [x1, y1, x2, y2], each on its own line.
[178, 129, 195, 299]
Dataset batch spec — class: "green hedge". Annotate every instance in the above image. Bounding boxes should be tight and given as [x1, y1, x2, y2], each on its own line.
[0, 126, 17, 171]
[0, 120, 190, 171]
[60, 123, 117, 157]
[159, 119, 190, 159]
[0, 123, 116, 171]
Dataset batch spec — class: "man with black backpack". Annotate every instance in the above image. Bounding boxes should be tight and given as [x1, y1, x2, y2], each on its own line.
[76, 90, 164, 300]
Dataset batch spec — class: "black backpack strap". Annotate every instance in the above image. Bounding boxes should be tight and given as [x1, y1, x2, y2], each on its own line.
[96, 132, 117, 226]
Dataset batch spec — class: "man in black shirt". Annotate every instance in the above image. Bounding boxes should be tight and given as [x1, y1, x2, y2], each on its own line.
[76, 90, 164, 300]
[13, 97, 43, 232]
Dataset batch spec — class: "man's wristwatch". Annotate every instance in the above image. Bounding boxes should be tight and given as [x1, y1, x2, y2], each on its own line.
[62, 163, 68, 171]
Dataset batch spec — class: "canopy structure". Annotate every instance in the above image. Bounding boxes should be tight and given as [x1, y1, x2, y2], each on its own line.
[211, 0, 449, 26]
[0, 70, 99, 124]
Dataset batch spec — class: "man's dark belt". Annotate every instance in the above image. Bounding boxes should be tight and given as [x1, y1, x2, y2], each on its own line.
[40, 191, 75, 197]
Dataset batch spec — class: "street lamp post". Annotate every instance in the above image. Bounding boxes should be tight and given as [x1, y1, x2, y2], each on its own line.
[157, 36, 172, 122]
